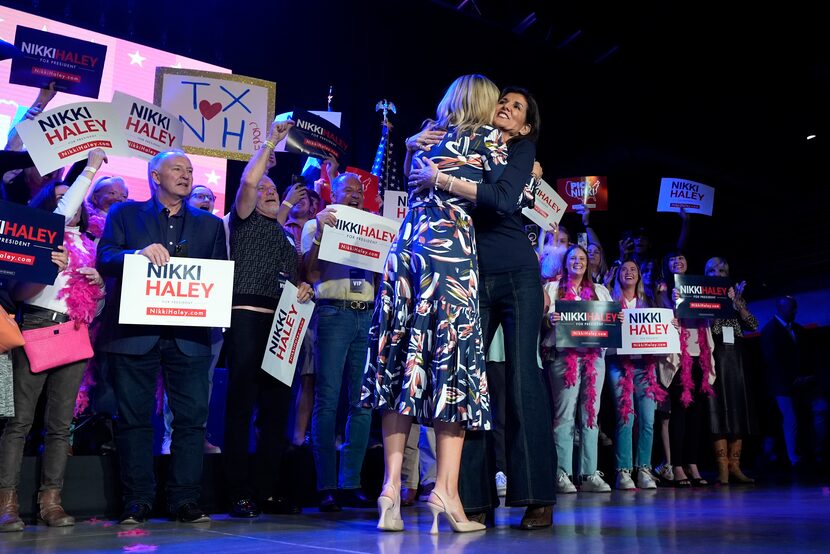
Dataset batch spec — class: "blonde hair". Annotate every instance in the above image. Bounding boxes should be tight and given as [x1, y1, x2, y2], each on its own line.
[705, 256, 730, 276]
[434, 74, 499, 135]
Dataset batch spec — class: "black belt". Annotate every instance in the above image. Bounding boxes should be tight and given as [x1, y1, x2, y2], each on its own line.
[23, 305, 71, 323]
[317, 299, 375, 311]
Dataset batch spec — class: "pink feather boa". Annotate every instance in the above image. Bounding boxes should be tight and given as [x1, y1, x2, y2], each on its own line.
[85, 203, 106, 239]
[561, 282, 601, 428]
[56, 230, 104, 417]
[677, 324, 715, 407]
[56, 231, 104, 326]
[618, 355, 667, 424]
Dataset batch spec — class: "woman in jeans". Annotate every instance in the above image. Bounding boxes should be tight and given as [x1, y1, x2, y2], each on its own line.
[0, 149, 107, 532]
[410, 87, 556, 529]
[545, 245, 613, 495]
[606, 260, 667, 489]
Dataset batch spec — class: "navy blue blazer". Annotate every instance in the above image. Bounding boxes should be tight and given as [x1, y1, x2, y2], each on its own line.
[96, 198, 227, 356]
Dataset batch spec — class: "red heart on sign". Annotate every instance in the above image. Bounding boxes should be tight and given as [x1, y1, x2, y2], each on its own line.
[198, 100, 222, 120]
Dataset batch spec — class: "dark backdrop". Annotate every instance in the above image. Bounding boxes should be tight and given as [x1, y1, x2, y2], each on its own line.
[5, 0, 828, 299]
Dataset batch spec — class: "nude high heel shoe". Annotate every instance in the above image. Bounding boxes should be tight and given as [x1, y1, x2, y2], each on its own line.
[376, 486, 403, 532]
[426, 491, 486, 534]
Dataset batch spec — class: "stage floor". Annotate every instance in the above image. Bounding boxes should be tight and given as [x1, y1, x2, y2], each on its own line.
[2, 483, 829, 553]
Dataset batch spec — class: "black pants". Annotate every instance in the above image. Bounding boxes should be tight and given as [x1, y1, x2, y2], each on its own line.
[668, 357, 707, 467]
[110, 339, 211, 510]
[459, 269, 556, 511]
[223, 309, 292, 503]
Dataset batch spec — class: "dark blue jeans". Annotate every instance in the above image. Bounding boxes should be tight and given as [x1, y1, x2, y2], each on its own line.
[110, 339, 211, 511]
[459, 268, 556, 510]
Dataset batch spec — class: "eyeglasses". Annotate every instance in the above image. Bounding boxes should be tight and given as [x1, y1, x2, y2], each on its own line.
[191, 193, 215, 201]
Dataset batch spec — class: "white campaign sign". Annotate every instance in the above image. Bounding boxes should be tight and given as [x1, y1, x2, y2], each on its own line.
[111, 91, 184, 160]
[119, 254, 234, 327]
[657, 177, 715, 216]
[261, 282, 315, 386]
[383, 191, 408, 222]
[15, 101, 123, 174]
[618, 308, 680, 355]
[522, 179, 568, 228]
[318, 205, 399, 273]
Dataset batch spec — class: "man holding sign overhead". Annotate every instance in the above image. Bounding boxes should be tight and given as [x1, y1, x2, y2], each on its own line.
[302, 173, 376, 512]
[222, 120, 313, 519]
[96, 149, 227, 525]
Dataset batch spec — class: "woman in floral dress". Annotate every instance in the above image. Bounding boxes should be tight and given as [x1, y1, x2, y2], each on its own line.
[363, 74, 507, 533]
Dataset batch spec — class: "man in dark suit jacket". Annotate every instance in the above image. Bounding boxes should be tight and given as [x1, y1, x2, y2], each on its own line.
[761, 296, 827, 467]
[96, 150, 226, 524]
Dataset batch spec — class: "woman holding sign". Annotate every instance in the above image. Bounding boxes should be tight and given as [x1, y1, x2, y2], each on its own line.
[606, 260, 667, 490]
[704, 257, 758, 485]
[0, 149, 107, 532]
[659, 251, 716, 487]
[543, 245, 614, 494]
[364, 74, 509, 533]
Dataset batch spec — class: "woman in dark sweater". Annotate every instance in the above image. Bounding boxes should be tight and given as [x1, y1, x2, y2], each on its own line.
[409, 87, 555, 529]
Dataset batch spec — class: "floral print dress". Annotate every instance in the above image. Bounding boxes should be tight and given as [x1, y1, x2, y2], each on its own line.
[361, 125, 508, 430]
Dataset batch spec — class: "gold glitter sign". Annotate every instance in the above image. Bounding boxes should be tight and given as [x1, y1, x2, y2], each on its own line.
[154, 67, 276, 161]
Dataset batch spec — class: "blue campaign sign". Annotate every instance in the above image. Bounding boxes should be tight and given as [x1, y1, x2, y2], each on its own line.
[0, 201, 65, 285]
[10, 26, 107, 99]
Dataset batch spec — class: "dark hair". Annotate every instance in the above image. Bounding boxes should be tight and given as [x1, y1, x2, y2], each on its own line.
[661, 250, 686, 292]
[306, 188, 321, 202]
[29, 182, 89, 233]
[500, 86, 541, 144]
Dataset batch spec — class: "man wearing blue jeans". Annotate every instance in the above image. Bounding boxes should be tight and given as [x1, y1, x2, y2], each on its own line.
[302, 173, 374, 512]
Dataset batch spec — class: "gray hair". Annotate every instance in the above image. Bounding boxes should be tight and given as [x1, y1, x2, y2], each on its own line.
[147, 149, 189, 193]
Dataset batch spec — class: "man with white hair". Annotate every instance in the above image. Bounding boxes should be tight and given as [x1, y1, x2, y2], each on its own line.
[97, 149, 227, 525]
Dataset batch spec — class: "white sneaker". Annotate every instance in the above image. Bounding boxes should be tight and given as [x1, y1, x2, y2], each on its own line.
[636, 467, 658, 489]
[556, 471, 577, 494]
[161, 434, 172, 455]
[581, 471, 612, 493]
[615, 469, 636, 490]
[495, 471, 507, 497]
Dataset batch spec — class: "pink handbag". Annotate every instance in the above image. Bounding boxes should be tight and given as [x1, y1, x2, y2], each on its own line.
[21, 321, 93, 373]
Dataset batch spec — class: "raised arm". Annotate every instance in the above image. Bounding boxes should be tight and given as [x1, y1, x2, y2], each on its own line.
[278, 183, 308, 226]
[676, 208, 690, 251]
[55, 149, 107, 221]
[6, 84, 58, 150]
[236, 120, 293, 219]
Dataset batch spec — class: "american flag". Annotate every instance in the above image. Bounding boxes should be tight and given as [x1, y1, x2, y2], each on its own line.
[371, 99, 402, 192]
